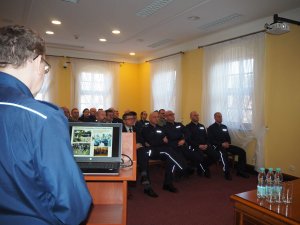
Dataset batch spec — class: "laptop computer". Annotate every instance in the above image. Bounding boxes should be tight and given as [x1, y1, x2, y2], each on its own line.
[69, 122, 122, 175]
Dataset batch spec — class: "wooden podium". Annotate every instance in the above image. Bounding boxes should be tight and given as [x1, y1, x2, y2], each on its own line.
[84, 133, 136, 225]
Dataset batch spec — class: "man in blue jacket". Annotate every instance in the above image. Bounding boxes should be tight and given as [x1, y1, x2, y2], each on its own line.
[0, 25, 92, 225]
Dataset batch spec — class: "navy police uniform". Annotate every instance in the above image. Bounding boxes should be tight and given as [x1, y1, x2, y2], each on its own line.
[207, 122, 247, 174]
[165, 122, 209, 175]
[0, 72, 92, 225]
[135, 119, 149, 134]
[137, 123, 186, 185]
[185, 121, 220, 168]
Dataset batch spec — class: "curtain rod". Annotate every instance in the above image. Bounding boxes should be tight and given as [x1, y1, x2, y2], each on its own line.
[198, 30, 265, 49]
[46, 54, 124, 64]
[145, 51, 184, 63]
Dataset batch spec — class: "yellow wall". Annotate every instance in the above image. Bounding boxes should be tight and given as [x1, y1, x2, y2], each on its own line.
[181, 49, 203, 124]
[118, 63, 141, 114]
[138, 62, 151, 114]
[265, 24, 300, 177]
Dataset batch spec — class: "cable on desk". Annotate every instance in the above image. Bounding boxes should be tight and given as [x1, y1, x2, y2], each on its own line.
[120, 153, 133, 168]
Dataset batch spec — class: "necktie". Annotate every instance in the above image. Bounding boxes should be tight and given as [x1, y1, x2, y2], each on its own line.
[129, 128, 133, 133]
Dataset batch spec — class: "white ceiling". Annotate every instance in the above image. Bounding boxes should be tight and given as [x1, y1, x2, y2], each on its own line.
[1, 0, 300, 61]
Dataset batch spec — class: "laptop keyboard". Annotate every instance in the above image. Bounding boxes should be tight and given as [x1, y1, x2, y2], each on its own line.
[79, 162, 120, 169]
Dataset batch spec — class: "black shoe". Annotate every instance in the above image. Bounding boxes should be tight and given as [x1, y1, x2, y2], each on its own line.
[144, 188, 158, 198]
[140, 176, 150, 185]
[204, 169, 211, 178]
[163, 184, 178, 193]
[224, 171, 232, 181]
[237, 171, 250, 178]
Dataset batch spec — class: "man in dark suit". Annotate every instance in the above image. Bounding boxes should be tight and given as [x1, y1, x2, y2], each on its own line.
[122, 111, 158, 197]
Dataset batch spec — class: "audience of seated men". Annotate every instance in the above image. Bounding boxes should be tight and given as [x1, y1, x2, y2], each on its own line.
[164, 110, 210, 178]
[207, 112, 249, 179]
[137, 111, 187, 194]
[63, 106, 250, 185]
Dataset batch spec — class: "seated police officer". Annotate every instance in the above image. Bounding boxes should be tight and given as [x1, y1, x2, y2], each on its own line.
[207, 112, 250, 179]
[137, 111, 187, 193]
[135, 110, 149, 134]
[164, 110, 210, 178]
[123, 111, 158, 198]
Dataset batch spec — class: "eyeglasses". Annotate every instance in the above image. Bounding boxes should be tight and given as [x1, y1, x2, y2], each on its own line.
[0, 55, 51, 75]
[33, 55, 51, 74]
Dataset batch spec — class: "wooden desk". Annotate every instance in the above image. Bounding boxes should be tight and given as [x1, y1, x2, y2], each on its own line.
[84, 133, 136, 225]
[230, 179, 300, 225]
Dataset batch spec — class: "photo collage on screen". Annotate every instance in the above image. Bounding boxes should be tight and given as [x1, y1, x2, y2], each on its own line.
[71, 126, 113, 157]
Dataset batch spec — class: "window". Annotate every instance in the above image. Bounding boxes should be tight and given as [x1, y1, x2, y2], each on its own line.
[214, 58, 254, 126]
[150, 55, 182, 120]
[78, 72, 112, 111]
[71, 59, 119, 112]
[203, 33, 266, 170]
[35, 74, 50, 101]
[152, 70, 177, 111]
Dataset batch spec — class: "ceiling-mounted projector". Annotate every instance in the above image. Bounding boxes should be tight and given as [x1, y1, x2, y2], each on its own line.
[265, 22, 289, 35]
[265, 14, 300, 35]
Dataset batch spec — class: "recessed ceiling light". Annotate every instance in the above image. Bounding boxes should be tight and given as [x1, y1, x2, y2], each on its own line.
[45, 31, 54, 35]
[112, 30, 120, 34]
[129, 52, 135, 56]
[99, 38, 107, 42]
[52, 20, 61, 25]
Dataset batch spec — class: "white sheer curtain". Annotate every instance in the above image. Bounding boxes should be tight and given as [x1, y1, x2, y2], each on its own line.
[202, 33, 265, 170]
[35, 56, 60, 102]
[150, 55, 182, 121]
[70, 58, 119, 112]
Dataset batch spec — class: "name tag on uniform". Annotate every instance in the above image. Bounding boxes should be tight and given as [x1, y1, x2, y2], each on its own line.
[156, 130, 162, 133]
[176, 125, 181, 129]
[222, 128, 227, 132]
[199, 127, 204, 130]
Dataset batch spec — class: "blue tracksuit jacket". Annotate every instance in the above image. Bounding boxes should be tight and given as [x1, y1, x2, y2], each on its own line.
[0, 72, 92, 225]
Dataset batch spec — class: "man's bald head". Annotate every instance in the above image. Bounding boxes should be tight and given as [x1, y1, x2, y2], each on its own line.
[149, 111, 159, 125]
[190, 111, 199, 123]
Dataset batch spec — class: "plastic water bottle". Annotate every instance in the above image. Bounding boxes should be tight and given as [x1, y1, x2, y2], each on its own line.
[257, 168, 266, 198]
[266, 168, 274, 203]
[274, 168, 284, 203]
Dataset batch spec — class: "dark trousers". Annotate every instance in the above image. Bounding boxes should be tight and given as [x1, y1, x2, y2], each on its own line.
[147, 146, 187, 185]
[214, 145, 247, 173]
[226, 145, 247, 172]
[177, 145, 209, 173]
[137, 146, 149, 173]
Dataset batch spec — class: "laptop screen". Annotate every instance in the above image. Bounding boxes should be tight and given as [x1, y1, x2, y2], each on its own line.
[69, 122, 122, 163]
